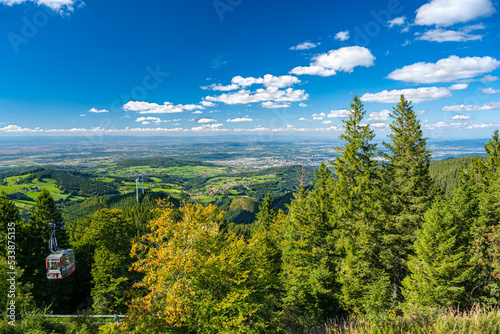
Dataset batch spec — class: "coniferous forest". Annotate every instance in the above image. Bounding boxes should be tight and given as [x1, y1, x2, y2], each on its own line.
[2, 95, 500, 333]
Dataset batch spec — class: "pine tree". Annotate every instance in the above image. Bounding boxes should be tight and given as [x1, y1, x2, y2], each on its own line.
[329, 95, 388, 315]
[255, 194, 276, 229]
[381, 95, 435, 303]
[280, 162, 341, 326]
[402, 197, 474, 311]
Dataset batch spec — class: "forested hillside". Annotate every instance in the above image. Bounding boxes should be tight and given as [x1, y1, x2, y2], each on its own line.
[1, 95, 499, 333]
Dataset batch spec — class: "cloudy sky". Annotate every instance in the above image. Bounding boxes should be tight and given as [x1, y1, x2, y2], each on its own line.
[0, 0, 499, 139]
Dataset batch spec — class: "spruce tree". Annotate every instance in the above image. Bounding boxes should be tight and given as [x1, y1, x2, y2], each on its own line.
[17, 189, 74, 313]
[280, 163, 341, 326]
[330, 95, 388, 315]
[0, 192, 21, 258]
[381, 95, 434, 303]
[402, 197, 474, 310]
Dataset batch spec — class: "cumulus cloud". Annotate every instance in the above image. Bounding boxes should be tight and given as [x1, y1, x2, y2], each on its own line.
[452, 114, 471, 120]
[290, 46, 375, 77]
[135, 116, 161, 124]
[387, 56, 500, 83]
[368, 109, 391, 121]
[449, 83, 469, 90]
[192, 110, 203, 114]
[261, 101, 291, 109]
[290, 41, 320, 50]
[442, 102, 500, 111]
[415, 0, 495, 27]
[361, 87, 452, 103]
[123, 101, 203, 114]
[481, 88, 500, 94]
[205, 87, 308, 105]
[201, 83, 239, 91]
[226, 117, 253, 122]
[327, 109, 351, 118]
[334, 30, 350, 41]
[416, 25, 485, 42]
[200, 101, 216, 107]
[80, 114, 86, 117]
[388, 16, 406, 28]
[370, 122, 388, 128]
[312, 113, 326, 120]
[89, 108, 108, 113]
[196, 118, 216, 124]
[299, 103, 307, 107]
[0, 0, 84, 13]
[322, 120, 333, 124]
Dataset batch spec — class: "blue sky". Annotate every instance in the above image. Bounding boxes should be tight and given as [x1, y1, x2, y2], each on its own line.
[0, 0, 499, 139]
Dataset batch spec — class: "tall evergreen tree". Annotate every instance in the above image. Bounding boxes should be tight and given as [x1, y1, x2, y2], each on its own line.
[280, 162, 341, 326]
[17, 189, 74, 313]
[381, 95, 435, 303]
[329, 96, 388, 315]
[0, 192, 21, 258]
[402, 197, 474, 311]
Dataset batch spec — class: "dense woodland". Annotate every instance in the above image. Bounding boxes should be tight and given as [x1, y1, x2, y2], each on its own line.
[1, 95, 500, 333]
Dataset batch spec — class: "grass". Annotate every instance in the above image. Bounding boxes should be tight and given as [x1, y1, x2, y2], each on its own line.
[289, 306, 500, 334]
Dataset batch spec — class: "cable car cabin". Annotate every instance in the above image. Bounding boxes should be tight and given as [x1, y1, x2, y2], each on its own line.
[46, 249, 75, 279]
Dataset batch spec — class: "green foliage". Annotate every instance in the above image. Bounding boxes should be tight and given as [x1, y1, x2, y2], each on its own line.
[402, 198, 474, 311]
[330, 96, 386, 315]
[430, 156, 481, 197]
[381, 95, 435, 304]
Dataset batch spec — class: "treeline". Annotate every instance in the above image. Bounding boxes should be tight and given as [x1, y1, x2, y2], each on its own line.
[25, 169, 119, 197]
[1, 95, 499, 333]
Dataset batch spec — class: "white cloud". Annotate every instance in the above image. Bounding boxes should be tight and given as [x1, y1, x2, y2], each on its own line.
[449, 83, 469, 90]
[205, 87, 308, 105]
[230, 74, 301, 89]
[290, 41, 320, 50]
[387, 56, 500, 83]
[201, 83, 239, 91]
[481, 75, 499, 82]
[424, 121, 464, 129]
[0, 0, 83, 13]
[452, 114, 471, 120]
[89, 107, 108, 113]
[79, 114, 86, 117]
[442, 102, 500, 111]
[361, 87, 452, 103]
[192, 110, 203, 114]
[200, 101, 216, 107]
[135, 116, 161, 124]
[370, 122, 388, 128]
[226, 117, 253, 122]
[299, 117, 308, 121]
[416, 25, 485, 42]
[261, 101, 291, 109]
[290, 46, 375, 77]
[197, 118, 216, 124]
[415, 0, 495, 27]
[299, 103, 307, 107]
[368, 109, 391, 121]
[123, 101, 203, 114]
[326, 126, 342, 131]
[322, 120, 333, 124]
[289, 66, 337, 77]
[191, 124, 224, 132]
[481, 88, 500, 94]
[388, 16, 406, 28]
[327, 109, 351, 118]
[0, 124, 41, 132]
[334, 30, 350, 41]
[313, 112, 326, 120]
[466, 122, 500, 129]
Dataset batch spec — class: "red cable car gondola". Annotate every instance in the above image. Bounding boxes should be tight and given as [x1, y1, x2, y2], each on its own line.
[45, 223, 76, 279]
